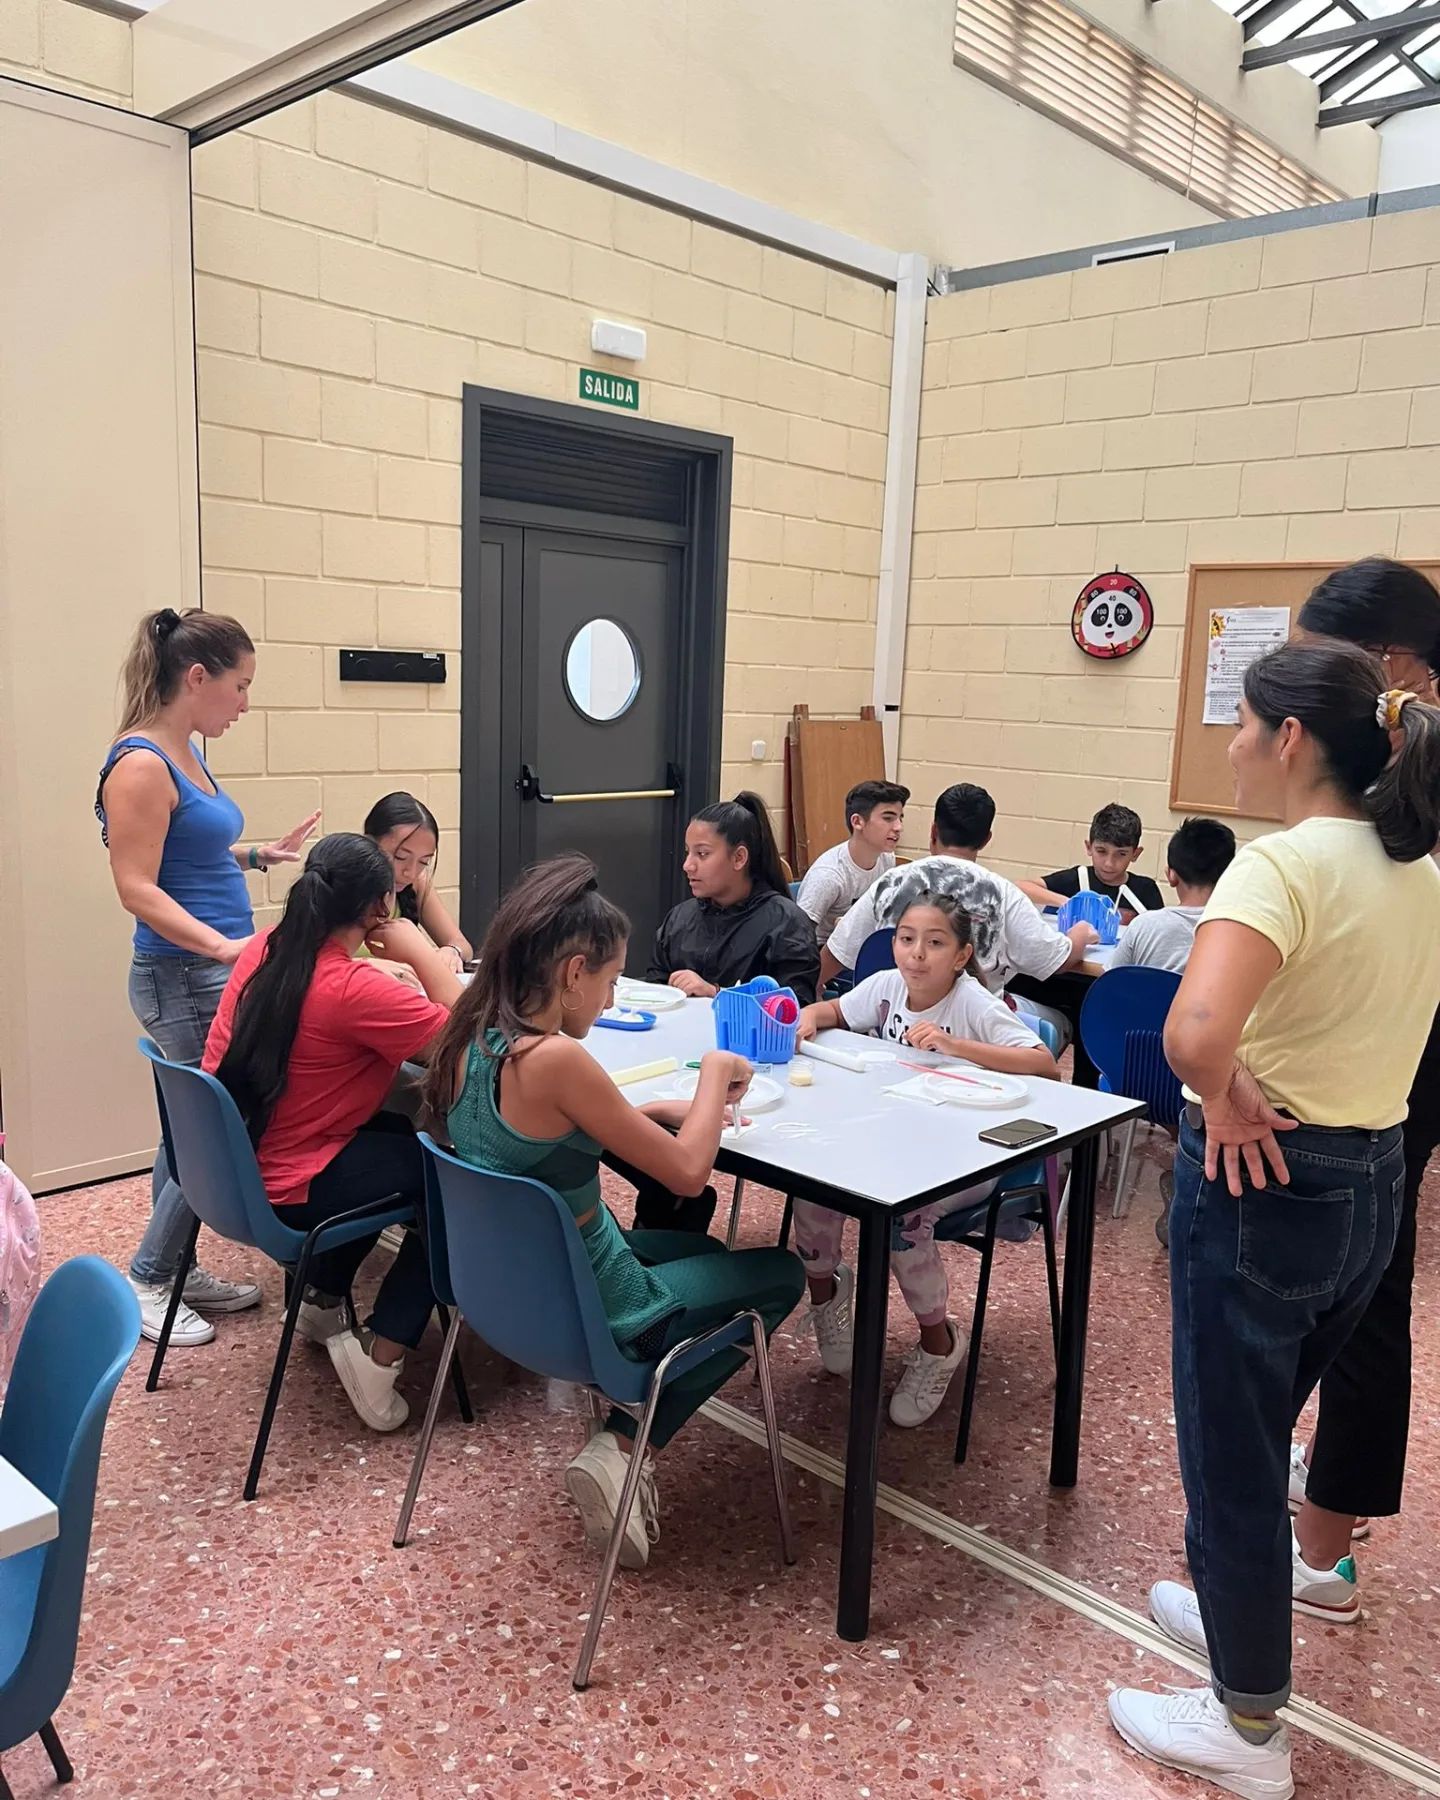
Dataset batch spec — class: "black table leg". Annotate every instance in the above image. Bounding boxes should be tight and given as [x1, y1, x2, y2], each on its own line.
[838, 1209, 890, 1641]
[1050, 1129, 1100, 1486]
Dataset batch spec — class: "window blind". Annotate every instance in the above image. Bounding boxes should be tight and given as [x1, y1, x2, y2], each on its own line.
[955, 0, 1344, 218]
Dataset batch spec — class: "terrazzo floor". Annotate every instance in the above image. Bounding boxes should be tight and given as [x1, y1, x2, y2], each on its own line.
[6, 1132, 1438, 1799]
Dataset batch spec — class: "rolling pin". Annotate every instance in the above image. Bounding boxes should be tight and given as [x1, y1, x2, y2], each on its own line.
[610, 1056, 680, 1087]
[798, 1039, 867, 1073]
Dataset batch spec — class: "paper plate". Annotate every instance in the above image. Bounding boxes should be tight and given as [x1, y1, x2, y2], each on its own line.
[672, 1071, 784, 1113]
[921, 1069, 1029, 1110]
[615, 978, 686, 1012]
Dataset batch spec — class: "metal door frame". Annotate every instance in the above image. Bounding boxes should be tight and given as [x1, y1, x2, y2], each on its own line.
[460, 386, 732, 938]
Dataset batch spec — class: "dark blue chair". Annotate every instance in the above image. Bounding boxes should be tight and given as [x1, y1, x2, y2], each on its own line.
[1078, 968, 1184, 1218]
[139, 1041, 448, 1501]
[933, 1015, 1062, 1464]
[0, 1258, 139, 1799]
[398, 1136, 795, 1690]
[853, 927, 897, 983]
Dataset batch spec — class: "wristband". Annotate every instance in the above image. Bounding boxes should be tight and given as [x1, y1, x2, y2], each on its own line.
[248, 846, 266, 871]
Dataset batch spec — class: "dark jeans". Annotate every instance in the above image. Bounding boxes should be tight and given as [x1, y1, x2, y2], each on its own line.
[277, 1118, 435, 1349]
[1169, 1114, 1403, 1712]
[603, 1151, 718, 1235]
[1305, 1004, 1440, 1518]
[1005, 969, 1098, 1087]
[604, 1231, 804, 1450]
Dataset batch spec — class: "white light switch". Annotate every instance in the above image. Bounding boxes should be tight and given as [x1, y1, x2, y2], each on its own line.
[591, 319, 647, 361]
[751, 738, 766, 760]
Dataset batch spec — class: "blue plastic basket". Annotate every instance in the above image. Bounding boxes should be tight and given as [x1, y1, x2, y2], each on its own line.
[1057, 889, 1121, 945]
[712, 976, 801, 1063]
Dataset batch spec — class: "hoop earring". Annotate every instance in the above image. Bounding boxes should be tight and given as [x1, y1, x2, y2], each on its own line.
[560, 990, 581, 1013]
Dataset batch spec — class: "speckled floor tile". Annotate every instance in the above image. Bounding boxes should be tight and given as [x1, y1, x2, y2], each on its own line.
[2, 1142, 1435, 1799]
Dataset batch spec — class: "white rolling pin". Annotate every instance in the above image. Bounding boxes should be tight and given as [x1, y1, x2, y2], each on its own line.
[610, 1056, 680, 1087]
[798, 1038, 867, 1073]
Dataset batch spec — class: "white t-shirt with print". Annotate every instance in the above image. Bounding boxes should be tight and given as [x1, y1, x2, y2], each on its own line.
[825, 854, 1072, 993]
[796, 842, 896, 945]
[837, 968, 1045, 1053]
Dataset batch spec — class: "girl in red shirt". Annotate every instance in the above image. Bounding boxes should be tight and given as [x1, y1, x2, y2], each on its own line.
[205, 833, 463, 1431]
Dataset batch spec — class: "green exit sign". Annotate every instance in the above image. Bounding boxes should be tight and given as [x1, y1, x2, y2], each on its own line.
[579, 368, 640, 411]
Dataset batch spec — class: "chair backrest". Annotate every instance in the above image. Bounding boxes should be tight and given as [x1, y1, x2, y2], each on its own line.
[418, 1136, 638, 1396]
[0, 1257, 139, 1742]
[853, 927, 897, 983]
[139, 1040, 301, 1266]
[1078, 966, 1183, 1098]
[1017, 1014, 1061, 1058]
[1119, 1027, 1186, 1131]
[1057, 889, 1121, 944]
[419, 1145, 457, 1309]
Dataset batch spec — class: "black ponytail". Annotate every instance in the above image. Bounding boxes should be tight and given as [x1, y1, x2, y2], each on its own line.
[215, 833, 396, 1139]
[1298, 557, 1440, 657]
[693, 791, 789, 895]
[1243, 641, 1440, 863]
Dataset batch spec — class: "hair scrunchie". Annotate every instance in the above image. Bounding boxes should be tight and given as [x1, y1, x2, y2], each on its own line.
[1376, 688, 1416, 732]
[153, 607, 182, 641]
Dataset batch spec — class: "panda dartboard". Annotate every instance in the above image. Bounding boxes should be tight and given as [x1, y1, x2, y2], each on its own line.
[1071, 570, 1153, 660]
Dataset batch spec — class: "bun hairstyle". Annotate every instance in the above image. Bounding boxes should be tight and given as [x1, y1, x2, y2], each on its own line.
[692, 791, 789, 895]
[1242, 640, 1440, 863]
[423, 854, 629, 1121]
[214, 834, 395, 1140]
[118, 607, 254, 733]
[1298, 557, 1440, 659]
[363, 790, 441, 924]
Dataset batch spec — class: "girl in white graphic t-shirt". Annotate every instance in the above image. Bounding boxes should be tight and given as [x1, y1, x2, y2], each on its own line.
[790, 891, 1058, 1427]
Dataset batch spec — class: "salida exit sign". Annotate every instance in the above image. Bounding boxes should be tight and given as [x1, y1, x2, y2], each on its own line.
[579, 368, 640, 411]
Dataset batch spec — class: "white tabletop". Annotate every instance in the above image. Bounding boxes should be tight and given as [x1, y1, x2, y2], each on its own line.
[0, 1453, 58, 1560]
[584, 999, 1139, 1209]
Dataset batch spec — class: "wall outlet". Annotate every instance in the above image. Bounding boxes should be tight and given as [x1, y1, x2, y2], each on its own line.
[751, 738, 766, 759]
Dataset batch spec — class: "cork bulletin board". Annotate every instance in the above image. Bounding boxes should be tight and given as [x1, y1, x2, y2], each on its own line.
[1170, 561, 1440, 819]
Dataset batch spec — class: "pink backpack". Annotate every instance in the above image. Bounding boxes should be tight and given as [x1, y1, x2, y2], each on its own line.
[0, 1141, 41, 1403]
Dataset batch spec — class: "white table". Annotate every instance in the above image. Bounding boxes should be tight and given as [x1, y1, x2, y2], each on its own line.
[0, 1453, 57, 1560]
[585, 1000, 1142, 1640]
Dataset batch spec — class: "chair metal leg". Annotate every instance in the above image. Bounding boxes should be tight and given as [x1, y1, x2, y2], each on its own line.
[953, 1203, 1002, 1466]
[749, 1311, 795, 1566]
[724, 1178, 747, 1250]
[777, 1194, 794, 1250]
[435, 1302, 473, 1425]
[572, 1378, 666, 1690]
[1111, 1118, 1139, 1219]
[144, 1212, 202, 1393]
[393, 1308, 461, 1549]
[39, 1720, 73, 1784]
[243, 1239, 313, 1502]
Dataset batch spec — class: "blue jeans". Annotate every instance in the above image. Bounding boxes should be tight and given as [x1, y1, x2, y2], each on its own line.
[127, 953, 233, 1285]
[1170, 1114, 1403, 1713]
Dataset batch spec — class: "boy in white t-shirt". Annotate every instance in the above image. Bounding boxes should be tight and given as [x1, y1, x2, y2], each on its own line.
[795, 780, 908, 946]
[1111, 817, 1236, 975]
[790, 888, 1057, 1428]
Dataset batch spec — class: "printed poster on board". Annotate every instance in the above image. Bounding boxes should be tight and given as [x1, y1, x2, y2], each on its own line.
[1203, 607, 1290, 727]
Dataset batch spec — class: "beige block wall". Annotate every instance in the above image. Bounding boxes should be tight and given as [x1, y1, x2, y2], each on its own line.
[191, 91, 892, 921]
[907, 211, 1440, 884]
[0, 0, 132, 105]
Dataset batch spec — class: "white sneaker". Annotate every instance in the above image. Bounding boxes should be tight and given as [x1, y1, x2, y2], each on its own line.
[1286, 1442, 1369, 1540]
[1150, 1579, 1208, 1655]
[564, 1429, 660, 1571]
[128, 1277, 215, 1347]
[182, 1264, 262, 1313]
[326, 1329, 409, 1432]
[1292, 1529, 1360, 1623]
[888, 1321, 966, 1428]
[295, 1293, 347, 1345]
[809, 1263, 854, 1376]
[1108, 1685, 1294, 1799]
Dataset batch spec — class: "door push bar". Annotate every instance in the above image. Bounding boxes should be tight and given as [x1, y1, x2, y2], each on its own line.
[517, 763, 680, 806]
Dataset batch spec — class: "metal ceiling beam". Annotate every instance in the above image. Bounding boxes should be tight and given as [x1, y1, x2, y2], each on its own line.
[1318, 21, 1440, 97]
[1241, 0, 1314, 40]
[1242, 2, 1440, 68]
[1319, 77, 1440, 118]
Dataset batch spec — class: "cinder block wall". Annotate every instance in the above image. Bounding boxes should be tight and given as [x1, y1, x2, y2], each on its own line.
[0, 0, 132, 106]
[190, 92, 894, 921]
[906, 213, 1440, 881]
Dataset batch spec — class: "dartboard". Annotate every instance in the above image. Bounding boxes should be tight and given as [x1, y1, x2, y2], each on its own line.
[1071, 570, 1153, 660]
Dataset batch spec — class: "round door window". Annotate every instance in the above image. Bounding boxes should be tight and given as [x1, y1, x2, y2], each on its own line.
[564, 618, 641, 722]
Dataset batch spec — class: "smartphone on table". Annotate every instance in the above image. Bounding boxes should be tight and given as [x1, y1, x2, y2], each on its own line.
[977, 1118, 1057, 1149]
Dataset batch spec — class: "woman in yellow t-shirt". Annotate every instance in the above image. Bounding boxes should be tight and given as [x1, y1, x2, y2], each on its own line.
[1110, 640, 1440, 1797]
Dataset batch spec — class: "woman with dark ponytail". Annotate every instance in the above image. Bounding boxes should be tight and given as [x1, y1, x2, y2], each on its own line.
[97, 607, 320, 1350]
[1112, 638, 1440, 1795]
[204, 834, 464, 1432]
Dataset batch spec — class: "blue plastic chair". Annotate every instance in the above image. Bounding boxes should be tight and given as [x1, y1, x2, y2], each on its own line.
[932, 1015, 1063, 1464]
[139, 1041, 444, 1501]
[399, 1136, 795, 1690]
[0, 1258, 139, 1796]
[1078, 968, 1184, 1218]
[853, 927, 897, 983]
[1057, 889, 1121, 945]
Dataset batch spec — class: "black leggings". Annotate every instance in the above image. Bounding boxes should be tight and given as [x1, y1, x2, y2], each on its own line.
[1304, 1005, 1440, 1518]
[276, 1116, 436, 1350]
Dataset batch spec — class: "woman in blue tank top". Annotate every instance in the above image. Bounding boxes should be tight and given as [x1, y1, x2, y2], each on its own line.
[97, 607, 319, 1348]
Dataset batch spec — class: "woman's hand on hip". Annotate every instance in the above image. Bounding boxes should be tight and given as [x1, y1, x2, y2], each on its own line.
[1201, 1060, 1298, 1197]
[212, 935, 251, 968]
